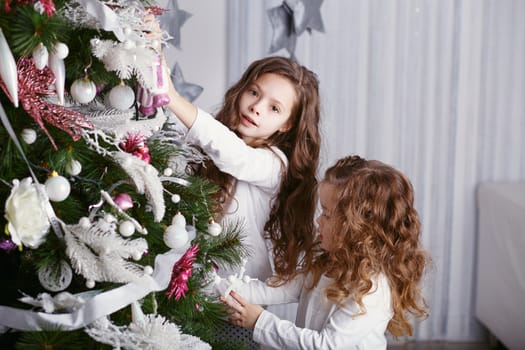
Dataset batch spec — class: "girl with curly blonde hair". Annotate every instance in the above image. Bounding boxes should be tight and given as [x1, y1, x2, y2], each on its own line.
[221, 155, 429, 349]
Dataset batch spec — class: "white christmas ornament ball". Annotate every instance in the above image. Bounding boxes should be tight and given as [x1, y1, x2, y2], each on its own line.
[119, 220, 135, 237]
[86, 279, 95, 289]
[21, 128, 37, 144]
[71, 78, 97, 104]
[171, 193, 181, 204]
[108, 83, 135, 110]
[38, 260, 73, 292]
[163, 224, 189, 249]
[66, 159, 82, 176]
[143, 265, 153, 275]
[163, 167, 173, 176]
[53, 42, 69, 59]
[45, 174, 70, 202]
[207, 220, 222, 236]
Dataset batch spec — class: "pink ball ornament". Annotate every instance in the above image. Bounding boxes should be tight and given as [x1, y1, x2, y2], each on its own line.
[112, 193, 133, 211]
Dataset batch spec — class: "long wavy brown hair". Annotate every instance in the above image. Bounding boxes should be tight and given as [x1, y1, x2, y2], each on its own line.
[308, 155, 429, 336]
[196, 56, 321, 280]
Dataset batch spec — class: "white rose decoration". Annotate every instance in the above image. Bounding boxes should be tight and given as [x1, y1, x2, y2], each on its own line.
[5, 177, 50, 248]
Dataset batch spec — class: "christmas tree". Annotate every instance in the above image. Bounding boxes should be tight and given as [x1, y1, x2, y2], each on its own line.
[0, 0, 248, 348]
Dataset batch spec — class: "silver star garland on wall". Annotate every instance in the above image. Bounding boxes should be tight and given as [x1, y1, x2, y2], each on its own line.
[267, 0, 325, 57]
[158, 0, 192, 49]
[170, 63, 203, 102]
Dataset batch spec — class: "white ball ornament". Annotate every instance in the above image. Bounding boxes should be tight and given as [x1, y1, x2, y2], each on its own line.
[45, 172, 70, 202]
[108, 82, 135, 110]
[132, 251, 142, 261]
[38, 260, 73, 292]
[66, 159, 82, 176]
[53, 42, 69, 59]
[71, 77, 97, 104]
[207, 220, 222, 236]
[171, 193, 181, 204]
[143, 265, 153, 275]
[119, 220, 135, 237]
[163, 167, 173, 176]
[21, 128, 37, 144]
[86, 279, 95, 289]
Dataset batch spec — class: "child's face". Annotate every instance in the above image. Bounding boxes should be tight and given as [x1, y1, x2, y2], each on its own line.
[316, 182, 338, 252]
[236, 73, 296, 146]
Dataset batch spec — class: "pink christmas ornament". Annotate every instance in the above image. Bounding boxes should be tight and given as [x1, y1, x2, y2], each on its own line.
[0, 57, 93, 150]
[137, 55, 170, 116]
[112, 193, 134, 211]
[120, 132, 151, 163]
[166, 244, 199, 300]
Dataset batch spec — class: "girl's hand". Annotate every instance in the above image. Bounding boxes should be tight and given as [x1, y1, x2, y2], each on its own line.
[220, 290, 264, 329]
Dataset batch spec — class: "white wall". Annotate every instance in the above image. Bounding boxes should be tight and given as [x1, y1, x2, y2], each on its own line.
[164, 0, 228, 111]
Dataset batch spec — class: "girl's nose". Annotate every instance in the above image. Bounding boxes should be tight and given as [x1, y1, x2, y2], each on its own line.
[249, 101, 261, 115]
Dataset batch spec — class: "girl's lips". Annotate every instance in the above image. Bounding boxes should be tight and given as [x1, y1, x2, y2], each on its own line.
[241, 114, 257, 127]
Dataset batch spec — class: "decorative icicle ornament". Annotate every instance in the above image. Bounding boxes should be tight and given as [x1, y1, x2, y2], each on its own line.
[32, 43, 49, 70]
[0, 28, 19, 107]
[48, 51, 66, 105]
[45, 171, 71, 202]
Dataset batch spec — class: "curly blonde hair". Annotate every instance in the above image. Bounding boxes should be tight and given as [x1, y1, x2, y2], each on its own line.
[308, 155, 429, 336]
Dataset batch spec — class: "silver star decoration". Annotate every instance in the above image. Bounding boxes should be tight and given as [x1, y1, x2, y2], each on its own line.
[158, 0, 192, 49]
[267, 4, 297, 56]
[170, 63, 203, 102]
[267, 0, 325, 56]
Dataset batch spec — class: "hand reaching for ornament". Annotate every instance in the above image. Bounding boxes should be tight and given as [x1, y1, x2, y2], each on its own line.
[144, 13, 163, 51]
[220, 290, 264, 330]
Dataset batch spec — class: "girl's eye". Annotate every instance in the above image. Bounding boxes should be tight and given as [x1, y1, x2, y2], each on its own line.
[248, 89, 258, 96]
[272, 105, 280, 113]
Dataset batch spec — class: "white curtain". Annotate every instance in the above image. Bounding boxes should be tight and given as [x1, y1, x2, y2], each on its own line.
[227, 0, 525, 342]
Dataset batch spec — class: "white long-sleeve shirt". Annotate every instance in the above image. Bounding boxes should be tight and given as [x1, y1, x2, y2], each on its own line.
[230, 273, 393, 350]
[185, 108, 287, 281]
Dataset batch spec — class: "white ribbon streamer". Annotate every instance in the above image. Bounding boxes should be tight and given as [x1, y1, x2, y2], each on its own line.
[0, 248, 183, 331]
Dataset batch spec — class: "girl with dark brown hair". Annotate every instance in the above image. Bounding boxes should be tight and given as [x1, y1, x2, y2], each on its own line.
[165, 56, 321, 284]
